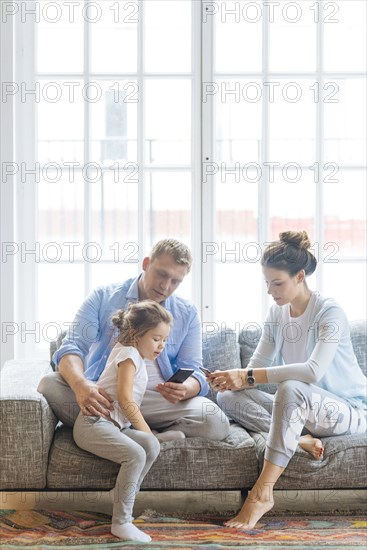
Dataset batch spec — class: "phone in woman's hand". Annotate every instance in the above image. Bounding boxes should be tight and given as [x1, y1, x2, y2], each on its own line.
[199, 366, 211, 377]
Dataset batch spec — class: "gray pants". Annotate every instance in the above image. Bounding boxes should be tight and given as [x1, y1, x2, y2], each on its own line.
[73, 413, 160, 525]
[38, 372, 230, 440]
[217, 381, 367, 468]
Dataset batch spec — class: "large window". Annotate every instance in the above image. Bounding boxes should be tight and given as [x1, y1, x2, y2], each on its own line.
[1, 0, 366, 362]
[202, 0, 366, 326]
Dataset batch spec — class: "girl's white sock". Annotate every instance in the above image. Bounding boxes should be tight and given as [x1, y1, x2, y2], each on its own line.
[111, 522, 151, 542]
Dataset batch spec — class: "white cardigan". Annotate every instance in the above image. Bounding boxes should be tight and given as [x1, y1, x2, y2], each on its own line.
[249, 292, 367, 410]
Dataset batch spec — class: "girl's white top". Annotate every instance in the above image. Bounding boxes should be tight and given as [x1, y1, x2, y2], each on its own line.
[249, 291, 367, 410]
[145, 358, 165, 390]
[97, 343, 148, 428]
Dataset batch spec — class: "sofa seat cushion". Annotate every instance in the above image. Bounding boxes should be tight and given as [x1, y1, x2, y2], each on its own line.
[252, 431, 367, 490]
[47, 423, 258, 490]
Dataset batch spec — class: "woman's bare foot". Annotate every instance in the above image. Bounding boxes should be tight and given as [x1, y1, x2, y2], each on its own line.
[299, 434, 324, 459]
[224, 486, 274, 530]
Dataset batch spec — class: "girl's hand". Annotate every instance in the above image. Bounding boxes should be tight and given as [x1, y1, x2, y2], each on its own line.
[207, 369, 246, 392]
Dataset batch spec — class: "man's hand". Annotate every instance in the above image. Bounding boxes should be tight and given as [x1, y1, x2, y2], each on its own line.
[156, 375, 200, 403]
[74, 379, 115, 417]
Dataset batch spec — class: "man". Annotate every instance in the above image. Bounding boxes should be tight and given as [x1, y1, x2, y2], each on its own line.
[38, 239, 230, 441]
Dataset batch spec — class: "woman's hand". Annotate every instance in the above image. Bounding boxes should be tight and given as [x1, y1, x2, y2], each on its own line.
[207, 369, 246, 392]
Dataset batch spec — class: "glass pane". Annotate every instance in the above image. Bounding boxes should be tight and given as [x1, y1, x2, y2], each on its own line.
[324, 1, 366, 72]
[37, 79, 84, 165]
[324, 79, 366, 166]
[145, 80, 191, 165]
[37, 175, 84, 254]
[144, 168, 192, 302]
[37, 7, 83, 73]
[268, 79, 316, 165]
[323, 263, 366, 321]
[214, 0, 262, 72]
[324, 170, 366, 258]
[91, 0, 138, 73]
[215, 263, 263, 325]
[173, 273, 192, 301]
[90, 170, 139, 259]
[268, 170, 316, 241]
[145, 172, 191, 244]
[269, 0, 316, 72]
[214, 79, 262, 164]
[37, 264, 84, 351]
[90, 80, 138, 166]
[90, 263, 139, 289]
[145, 0, 191, 72]
[215, 172, 258, 241]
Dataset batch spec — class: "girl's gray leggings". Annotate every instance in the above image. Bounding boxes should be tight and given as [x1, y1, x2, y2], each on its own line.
[73, 413, 160, 525]
[217, 381, 367, 468]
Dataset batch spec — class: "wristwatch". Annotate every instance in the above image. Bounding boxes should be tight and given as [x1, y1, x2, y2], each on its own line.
[246, 368, 256, 386]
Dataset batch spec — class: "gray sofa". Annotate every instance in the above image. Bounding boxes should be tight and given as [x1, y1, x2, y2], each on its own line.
[1, 320, 366, 494]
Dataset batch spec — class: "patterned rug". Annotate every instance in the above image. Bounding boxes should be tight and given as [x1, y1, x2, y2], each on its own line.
[0, 509, 366, 549]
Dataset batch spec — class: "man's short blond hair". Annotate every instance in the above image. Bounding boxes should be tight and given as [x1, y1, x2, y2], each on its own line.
[149, 239, 193, 273]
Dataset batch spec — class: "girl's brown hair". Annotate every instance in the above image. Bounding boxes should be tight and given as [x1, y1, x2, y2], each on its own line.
[261, 230, 317, 277]
[111, 300, 173, 346]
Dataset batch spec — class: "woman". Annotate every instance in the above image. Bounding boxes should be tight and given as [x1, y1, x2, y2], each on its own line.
[209, 231, 367, 530]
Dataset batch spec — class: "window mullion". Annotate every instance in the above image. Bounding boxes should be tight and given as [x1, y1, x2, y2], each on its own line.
[137, 0, 145, 263]
[15, 7, 37, 359]
[0, 15, 15, 365]
[315, 0, 325, 294]
[201, 0, 215, 323]
[260, 2, 270, 321]
[84, 1, 92, 295]
[191, 0, 202, 310]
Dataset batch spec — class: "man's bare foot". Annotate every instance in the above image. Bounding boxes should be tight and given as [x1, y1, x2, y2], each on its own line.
[224, 487, 274, 530]
[299, 434, 324, 459]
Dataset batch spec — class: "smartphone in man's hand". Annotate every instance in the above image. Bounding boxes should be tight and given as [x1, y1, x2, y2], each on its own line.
[167, 368, 194, 384]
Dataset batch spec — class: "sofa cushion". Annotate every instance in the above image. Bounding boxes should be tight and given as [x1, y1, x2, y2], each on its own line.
[252, 431, 367, 490]
[202, 327, 241, 403]
[47, 423, 259, 490]
[349, 320, 367, 376]
[50, 331, 66, 370]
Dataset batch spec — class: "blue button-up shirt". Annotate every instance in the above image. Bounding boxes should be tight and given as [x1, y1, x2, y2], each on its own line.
[53, 276, 208, 396]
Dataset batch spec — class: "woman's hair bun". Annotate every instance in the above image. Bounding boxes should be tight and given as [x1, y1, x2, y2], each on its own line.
[279, 230, 311, 250]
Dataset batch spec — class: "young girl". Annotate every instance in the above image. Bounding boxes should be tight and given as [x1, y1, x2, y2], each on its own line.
[73, 300, 173, 543]
[210, 230, 367, 530]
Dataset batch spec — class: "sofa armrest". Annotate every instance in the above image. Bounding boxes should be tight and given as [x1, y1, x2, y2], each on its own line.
[0, 360, 58, 489]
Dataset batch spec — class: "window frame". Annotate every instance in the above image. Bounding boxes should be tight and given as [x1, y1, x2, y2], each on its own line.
[1, 0, 366, 362]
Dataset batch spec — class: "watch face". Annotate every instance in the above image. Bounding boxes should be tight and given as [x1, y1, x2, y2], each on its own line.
[247, 376, 255, 386]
